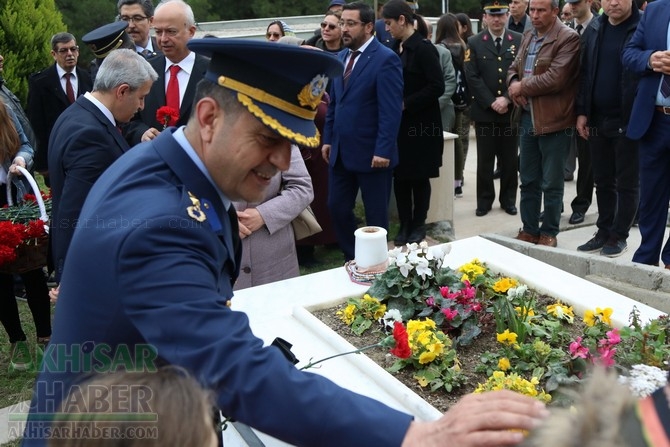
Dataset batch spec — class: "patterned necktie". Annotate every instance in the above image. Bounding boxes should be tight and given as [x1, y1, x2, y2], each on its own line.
[64, 73, 75, 104]
[661, 75, 670, 98]
[166, 65, 181, 111]
[495, 37, 502, 53]
[343, 51, 361, 87]
[141, 48, 152, 58]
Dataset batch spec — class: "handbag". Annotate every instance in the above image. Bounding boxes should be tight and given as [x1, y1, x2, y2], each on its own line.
[291, 206, 322, 240]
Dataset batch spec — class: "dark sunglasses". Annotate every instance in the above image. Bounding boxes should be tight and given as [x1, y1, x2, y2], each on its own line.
[320, 22, 337, 30]
[266, 32, 281, 39]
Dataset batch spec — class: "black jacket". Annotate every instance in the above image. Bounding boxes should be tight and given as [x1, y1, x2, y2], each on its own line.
[576, 8, 641, 131]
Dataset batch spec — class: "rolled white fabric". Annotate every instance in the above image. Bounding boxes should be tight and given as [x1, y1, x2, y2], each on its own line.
[354, 226, 388, 269]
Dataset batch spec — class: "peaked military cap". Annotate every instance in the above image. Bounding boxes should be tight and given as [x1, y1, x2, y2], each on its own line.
[188, 38, 344, 148]
[482, 0, 509, 14]
[82, 21, 134, 59]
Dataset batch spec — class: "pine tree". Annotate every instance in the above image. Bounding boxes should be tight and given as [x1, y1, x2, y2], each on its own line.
[0, 0, 67, 106]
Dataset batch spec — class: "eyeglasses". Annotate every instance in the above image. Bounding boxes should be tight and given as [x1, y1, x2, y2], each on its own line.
[120, 15, 149, 23]
[321, 22, 338, 30]
[339, 20, 364, 28]
[55, 46, 79, 54]
[266, 32, 282, 39]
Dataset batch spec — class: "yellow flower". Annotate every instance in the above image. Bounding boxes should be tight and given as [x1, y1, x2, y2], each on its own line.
[337, 304, 356, 325]
[514, 306, 535, 317]
[419, 351, 438, 364]
[496, 329, 518, 345]
[583, 307, 614, 327]
[547, 302, 574, 323]
[492, 371, 505, 379]
[415, 375, 429, 387]
[493, 277, 518, 293]
[457, 259, 487, 282]
[498, 357, 511, 371]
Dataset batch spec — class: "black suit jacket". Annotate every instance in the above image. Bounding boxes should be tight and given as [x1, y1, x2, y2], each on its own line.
[48, 95, 130, 281]
[139, 36, 163, 59]
[123, 53, 208, 145]
[27, 65, 93, 172]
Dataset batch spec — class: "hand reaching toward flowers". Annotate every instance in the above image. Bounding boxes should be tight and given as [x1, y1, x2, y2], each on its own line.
[401, 390, 549, 447]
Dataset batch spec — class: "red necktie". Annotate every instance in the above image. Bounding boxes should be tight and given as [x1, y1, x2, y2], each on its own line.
[166, 65, 181, 111]
[343, 51, 360, 87]
[64, 73, 75, 104]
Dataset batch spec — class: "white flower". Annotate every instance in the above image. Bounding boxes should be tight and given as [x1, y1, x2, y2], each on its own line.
[419, 241, 429, 250]
[415, 262, 433, 279]
[380, 309, 403, 328]
[387, 247, 403, 265]
[619, 364, 667, 398]
[507, 284, 528, 300]
[406, 242, 419, 252]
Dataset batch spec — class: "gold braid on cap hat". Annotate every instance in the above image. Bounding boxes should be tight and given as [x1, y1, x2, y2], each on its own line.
[218, 76, 316, 120]
[91, 32, 125, 58]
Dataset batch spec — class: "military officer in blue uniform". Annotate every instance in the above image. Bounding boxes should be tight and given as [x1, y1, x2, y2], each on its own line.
[23, 38, 546, 446]
[465, 0, 523, 217]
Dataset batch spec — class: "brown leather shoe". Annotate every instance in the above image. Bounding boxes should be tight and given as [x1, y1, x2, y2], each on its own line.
[515, 230, 539, 244]
[537, 234, 557, 247]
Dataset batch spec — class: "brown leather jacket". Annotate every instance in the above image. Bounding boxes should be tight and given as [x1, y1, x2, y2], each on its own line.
[507, 17, 580, 135]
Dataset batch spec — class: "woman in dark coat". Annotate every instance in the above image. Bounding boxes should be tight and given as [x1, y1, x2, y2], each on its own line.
[382, 0, 444, 246]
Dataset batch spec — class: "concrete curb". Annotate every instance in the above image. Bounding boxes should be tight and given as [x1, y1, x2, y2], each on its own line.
[483, 233, 670, 314]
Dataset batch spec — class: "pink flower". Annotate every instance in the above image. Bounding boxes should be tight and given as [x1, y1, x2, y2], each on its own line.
[569, 337, 589, 359]
[461, 284, 476, 300]
[596, 346, 616, 367]
[439, 286, 458, 300]
[426, 296, 435, 307]
[606, 328, 621, 345]
[470, 302, 482, 312]
[441, 308, 459, 321]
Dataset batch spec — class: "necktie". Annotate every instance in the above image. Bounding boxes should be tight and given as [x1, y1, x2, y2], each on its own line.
[343, 51, 361, 87]
[661, 75, 670, 99]
[140, 48, 152, 57]
[166, 65, 181, 111]
[64, 73, 75, 104]
[575, 24, 583, 35]
[227, 206, 241, 257]
[495, 37, 502, 53]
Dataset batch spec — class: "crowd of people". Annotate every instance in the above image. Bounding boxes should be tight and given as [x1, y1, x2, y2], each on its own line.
[0, 0, 669, 444]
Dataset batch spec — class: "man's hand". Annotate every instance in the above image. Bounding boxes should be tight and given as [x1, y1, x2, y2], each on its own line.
[140, 127, 160, 142]
[649, 50, 670, 75]
[576, 115, 589, 140]
[321, 144, 331, 163]
[237, 208, 265, 234]
[49, 285, 59, 303]
[401, 390, 549, 447]
[508, 81, 528, 107]
[491, 96, 510, 115]
[371, 155, 390, 169]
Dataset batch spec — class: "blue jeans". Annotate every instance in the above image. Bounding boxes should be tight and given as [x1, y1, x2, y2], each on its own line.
[518, 112, 570, 237]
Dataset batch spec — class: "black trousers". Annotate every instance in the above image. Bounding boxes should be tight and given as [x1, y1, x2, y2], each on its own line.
[570, 133, 594, 214]
[394, 177, 431, 226]
[589, 121, 639, 241]
[474, 122, 518, 210]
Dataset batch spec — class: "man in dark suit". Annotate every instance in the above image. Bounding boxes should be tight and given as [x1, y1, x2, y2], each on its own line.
[24, 37, 546, 447]
[623, 0, 670, 268]
[322, 1, 403, 261]
[465, 0, 522, 217]
[27, 33, 93, 185]
[123, 0, 207, 145]
[48, 49, 157, 282]
[117, 0, 162, 59]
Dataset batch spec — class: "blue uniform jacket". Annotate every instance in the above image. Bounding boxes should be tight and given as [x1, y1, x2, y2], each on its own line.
[24, 129, 413, 446]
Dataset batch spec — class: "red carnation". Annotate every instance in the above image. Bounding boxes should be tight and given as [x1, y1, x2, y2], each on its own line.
[0, 221, 24, 247]
[390, 321, 411, 359]
[156, 106, 179, 130]
[22, 193, 37, 203]
[25, 220, 46, 239]
[0, 244, 18, 266]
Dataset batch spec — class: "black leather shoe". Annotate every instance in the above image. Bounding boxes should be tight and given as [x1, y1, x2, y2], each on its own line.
[394, 223, 411, 246]
[569, 211, 585, 225]
[504, 205, 518, 216]
[407, 225, 426, 244]
[475, 208, 490, 217]
[493, 168, 501, 179]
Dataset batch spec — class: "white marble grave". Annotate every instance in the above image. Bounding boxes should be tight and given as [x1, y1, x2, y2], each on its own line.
[225, 236, 665, 446]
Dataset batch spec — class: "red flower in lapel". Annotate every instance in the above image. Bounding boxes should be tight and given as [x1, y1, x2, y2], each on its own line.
[156, 106, 179, 130]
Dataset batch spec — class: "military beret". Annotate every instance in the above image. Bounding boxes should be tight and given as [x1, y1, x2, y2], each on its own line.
[187, 38, 344, 148]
